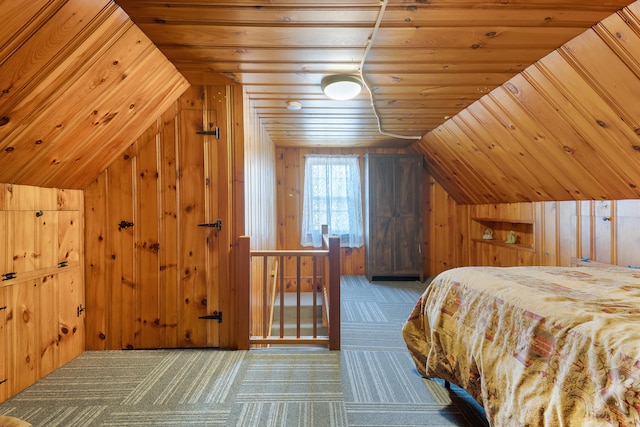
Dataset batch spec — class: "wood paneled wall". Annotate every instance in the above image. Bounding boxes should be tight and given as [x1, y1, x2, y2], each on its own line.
[0, 183, 84, 403]
[242, 89, 277, 337]
[84, 85, 245, 351]
[276, 147, 420, 284]
[244, 91, 277, 250]
[427, 177, 640, 276]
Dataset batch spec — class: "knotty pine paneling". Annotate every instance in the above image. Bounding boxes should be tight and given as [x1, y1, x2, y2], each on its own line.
[0, 0, 189, 189]
[416, 1, 640, 205]
[84, 85, 245, 350]
[427, 177, 640, 276]
[0, 184, 84, 403]
[57, 269, 85, 367]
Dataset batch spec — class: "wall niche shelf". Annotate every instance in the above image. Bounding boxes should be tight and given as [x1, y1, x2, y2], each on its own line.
[471, 217, 534, 252]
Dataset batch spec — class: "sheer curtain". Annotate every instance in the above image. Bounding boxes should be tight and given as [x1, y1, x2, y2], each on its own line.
[301, 155, 364, 248]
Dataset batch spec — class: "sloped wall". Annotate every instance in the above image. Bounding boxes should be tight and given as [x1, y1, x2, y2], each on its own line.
[415, 1, 640, 205]
[0, 0, 189, 189]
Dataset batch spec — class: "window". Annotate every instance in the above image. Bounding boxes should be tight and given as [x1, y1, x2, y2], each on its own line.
[301, 155, 363, 248]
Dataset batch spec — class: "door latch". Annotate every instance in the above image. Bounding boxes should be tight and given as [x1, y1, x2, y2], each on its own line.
[199, 311, 222, 323]
[118, 220, 134, 230]
[198, 219, 222, 230]
[1, 272, 16, 281]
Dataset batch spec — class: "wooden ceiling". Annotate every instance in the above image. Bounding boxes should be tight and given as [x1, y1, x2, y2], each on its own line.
[115, 0, 632, 148]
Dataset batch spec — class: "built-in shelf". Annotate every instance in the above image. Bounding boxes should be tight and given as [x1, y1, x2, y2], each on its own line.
[471, 238, 535, 252]
[472, 217, 534, 225]
[471, 217, 534, 253]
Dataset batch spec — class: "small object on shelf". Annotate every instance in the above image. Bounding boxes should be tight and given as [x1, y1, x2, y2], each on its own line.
[505, 230, 516, 244]
[482, 228, 493, 240]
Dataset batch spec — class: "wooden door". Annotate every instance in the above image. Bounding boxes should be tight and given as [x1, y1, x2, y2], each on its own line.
[83, 86, 230, 350]
[10, 279, 38, 395]
[394, 156, 422, 275]
[0, 286, 7, 403]
[368, 155, 395, 276]
[57, 269, 84, 366]
[176, 107, 221, 348]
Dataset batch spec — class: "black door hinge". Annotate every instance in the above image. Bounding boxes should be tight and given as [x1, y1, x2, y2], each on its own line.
[196, 127, 220, 139]
[1, 272, 16, 281]
[118, 220, 134, 230]
[198, 219, 222, 230]
[77, 304, 85, 317]
[199, 311, 222, 323]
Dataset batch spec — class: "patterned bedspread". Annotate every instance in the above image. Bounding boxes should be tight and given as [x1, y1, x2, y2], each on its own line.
[402, 266, 640, 426]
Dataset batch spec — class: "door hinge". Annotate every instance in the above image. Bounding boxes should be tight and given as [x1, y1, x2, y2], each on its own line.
[77, 304, 85, 317]
[198, 219, 222, 230]
[199, 311, 222, 323]
[1, 272, 16, 281]
[196, 127, 220, 139]
[118, 220, 134, 230]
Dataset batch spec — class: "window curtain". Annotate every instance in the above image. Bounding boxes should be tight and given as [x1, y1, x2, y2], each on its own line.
[301, 155, 364, 248]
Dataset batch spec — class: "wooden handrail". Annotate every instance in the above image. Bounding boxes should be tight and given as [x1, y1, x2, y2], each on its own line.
[238, 226, 340, 350]
[250, 249, 328, 257]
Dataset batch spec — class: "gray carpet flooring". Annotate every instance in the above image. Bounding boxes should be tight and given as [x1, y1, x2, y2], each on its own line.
[0, 276, 488, 426]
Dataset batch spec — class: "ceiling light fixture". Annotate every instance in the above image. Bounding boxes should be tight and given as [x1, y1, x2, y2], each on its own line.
[321, 75, 362, 100]
[287, 101, 302, 110]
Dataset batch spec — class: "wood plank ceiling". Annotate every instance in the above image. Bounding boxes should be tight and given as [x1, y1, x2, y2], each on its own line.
[115, 0, 632, 148]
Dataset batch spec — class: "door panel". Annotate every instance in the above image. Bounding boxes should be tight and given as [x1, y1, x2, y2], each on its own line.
[8, 212, 36, 274]
[0, 286, 7, 403]
[395, 216, 421, 274]
[178, 108, 209, 347]
[135, 129, 162, 349]
[57, 269, 84, 366]
[372, 217, 393, 274]
[11, 280, 37, 395]
[395, 157, 421, 217]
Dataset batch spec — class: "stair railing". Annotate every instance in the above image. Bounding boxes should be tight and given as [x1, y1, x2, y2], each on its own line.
[237, 226, 340, 350]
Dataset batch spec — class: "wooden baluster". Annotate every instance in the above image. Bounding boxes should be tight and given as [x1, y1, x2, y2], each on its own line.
[237, 236, 250, 350]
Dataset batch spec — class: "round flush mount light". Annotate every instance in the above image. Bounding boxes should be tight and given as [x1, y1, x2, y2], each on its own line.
[321, 74, 363, 100]
[286, 101, 302, 110]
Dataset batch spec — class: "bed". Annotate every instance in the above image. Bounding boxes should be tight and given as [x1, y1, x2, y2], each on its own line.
[402, 264, 640, 426]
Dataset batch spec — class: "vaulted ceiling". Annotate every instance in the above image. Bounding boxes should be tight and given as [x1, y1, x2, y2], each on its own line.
[114, 0, 632, 148]
[2, 0, 640, 204]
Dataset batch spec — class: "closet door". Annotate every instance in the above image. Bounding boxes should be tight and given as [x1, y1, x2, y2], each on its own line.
[365, 154, 423, 281]
[367, 155, 395, 277]
[394, 156, 422, 275]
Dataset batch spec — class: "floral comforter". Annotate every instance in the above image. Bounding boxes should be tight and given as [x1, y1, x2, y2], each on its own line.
[402, 266, 640, 426]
